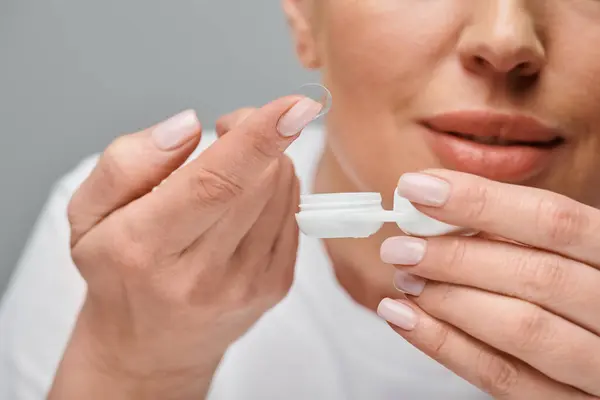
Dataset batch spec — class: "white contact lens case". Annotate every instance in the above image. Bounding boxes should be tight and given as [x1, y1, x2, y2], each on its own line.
[296, 190, 470, 239]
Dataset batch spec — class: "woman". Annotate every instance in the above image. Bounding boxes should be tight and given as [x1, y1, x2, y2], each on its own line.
[1, 0, 600, 398]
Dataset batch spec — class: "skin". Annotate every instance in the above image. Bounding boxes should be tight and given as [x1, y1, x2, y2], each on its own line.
[284, 0, 600, 307]
[50, 0, 600, 398]
[285, 0, 600, 397]
[49, 101, 310, 399]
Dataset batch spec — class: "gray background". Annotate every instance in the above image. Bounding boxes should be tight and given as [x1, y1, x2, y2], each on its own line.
[0, 1, 315, 295]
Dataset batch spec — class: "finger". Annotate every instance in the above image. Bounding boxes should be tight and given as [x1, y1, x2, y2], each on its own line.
[377, 299, 592, 400]
[68, 110, 201, 246]
[215, 108, 255, 137]
[189, 156, 293, 268]
[127, 95, 322, 254]
[382, 236, 600, 335]
[396, 170, 600, 266]
[409, 283, 600, 396]
[234, 157, 297, 273]
[168, 165, 283, 313]
[223, 176, 299, 315]
[259, 178, 300, 303]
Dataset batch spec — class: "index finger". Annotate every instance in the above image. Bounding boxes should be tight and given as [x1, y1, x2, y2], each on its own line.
[397, 169, 600, 266]
[126, 95, 324, 254]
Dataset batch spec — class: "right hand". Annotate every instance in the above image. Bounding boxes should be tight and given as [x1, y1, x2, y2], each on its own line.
[50, 96, 323, 399]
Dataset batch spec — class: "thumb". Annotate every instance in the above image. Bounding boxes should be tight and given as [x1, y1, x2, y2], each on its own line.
[68, 109, 202, 246]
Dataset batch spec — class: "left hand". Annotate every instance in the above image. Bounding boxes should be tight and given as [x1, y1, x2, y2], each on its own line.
[378, 170, 600, 399]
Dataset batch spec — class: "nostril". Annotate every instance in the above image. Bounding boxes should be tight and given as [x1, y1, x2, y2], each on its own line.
[474, 56, 487, 67]
[516, 61, 537, 76]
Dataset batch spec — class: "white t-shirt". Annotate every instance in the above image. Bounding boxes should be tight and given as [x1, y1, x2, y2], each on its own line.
[0, 128, 489, 399]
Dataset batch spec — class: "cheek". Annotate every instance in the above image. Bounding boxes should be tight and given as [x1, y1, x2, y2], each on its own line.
[321, 1, 461, 106]
[540, 18, 600, 203]
[317, 1, 464, 194]
[544, 44, 600, 131]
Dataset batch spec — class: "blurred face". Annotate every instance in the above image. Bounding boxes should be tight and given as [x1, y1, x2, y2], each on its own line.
[284, 0, 600, 207]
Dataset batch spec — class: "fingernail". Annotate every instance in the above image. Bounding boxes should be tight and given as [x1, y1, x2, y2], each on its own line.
[277, 97, 323, 137]
[397, 173, 451, 207]
[152, 110, 201, 150]
[393, 270, 426, 296]
[377, 298, 418, 331]
[380, 236, 427, 265]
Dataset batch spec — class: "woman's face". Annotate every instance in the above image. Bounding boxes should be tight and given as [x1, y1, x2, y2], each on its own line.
[284, 0, 600, 207]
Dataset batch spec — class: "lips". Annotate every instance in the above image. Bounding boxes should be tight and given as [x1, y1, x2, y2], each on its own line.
[444, 131, 564, 148]
[421, 111, 566, 182]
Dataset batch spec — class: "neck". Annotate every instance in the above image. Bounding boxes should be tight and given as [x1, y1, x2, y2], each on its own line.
[313, 141, 400, 312]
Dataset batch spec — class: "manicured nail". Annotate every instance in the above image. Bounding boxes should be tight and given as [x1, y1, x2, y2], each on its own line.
[277, 97, 323, 137]
[377, 298, 418, 331]
[393, 271, 426, 296]
[152, 110, 201, 151]
[380, 236, 427, 265]
[397, 173, 451, 207]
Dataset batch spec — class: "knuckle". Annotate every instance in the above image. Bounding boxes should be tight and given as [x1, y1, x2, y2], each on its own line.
[444, 238, 469, 275]
[460, 183, 493, 222]
[476, 350, 520, 398]
[291, 176, 301, 206]
[100, 137, 134, 189]
[112, 241, 150, 272]
[228, 285, 259, 310]
[271, 264, 296, 302]
[426, 323, 452, 361]
[189, 167, 244, 207]
[66, 196, 78, 226]
[110, 222, 155, 272]
[67, 193, 92, 247]
[535, 197, 587, 247]
[515, 254, 568, 303]
[437, 282, 458, 304]
[278, 155, 296, 178]
[278, 271, 294, 298]
[417, 282, 457, 318]
[249, 130, 281, 160]
[279, 154, 295, 169]
[513, 305, 552, 352]
[244, 256, 295, 308]
[275, 157, 298, 192]
[70, 246, 87, 269]
[103, 136, 128, 169]
[263, 284, 289, 307]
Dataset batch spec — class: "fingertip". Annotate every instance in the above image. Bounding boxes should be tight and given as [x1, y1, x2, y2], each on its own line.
[275, 85, 331, 137]
[152, 109, 202, 151]
[396, 172, 451, 207]
[380, 236, 427, 266]
[276, 97, 324, 137]
[377, 298, 419, 331]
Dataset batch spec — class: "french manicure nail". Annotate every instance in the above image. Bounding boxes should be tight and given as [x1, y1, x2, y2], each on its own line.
[277, 97, 323, 137]
[397, 173, 451, 207]
[380, 236, 427, 265]
[377, 298, 418, 331]
[152, 110, 201, 151]
[393, 271, 426, 296]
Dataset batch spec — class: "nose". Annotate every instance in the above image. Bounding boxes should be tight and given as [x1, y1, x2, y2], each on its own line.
[458, 1, 545, 78]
